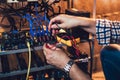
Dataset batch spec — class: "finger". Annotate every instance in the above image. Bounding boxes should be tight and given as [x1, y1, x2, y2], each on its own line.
[52, 29, 59, 35]
[43, 50, 47, 56]
[52, 29, 55, 35]
[46, 60, 50, 64]
[55, 29, 59, 34]
[49, 23, 59, 31]
[43, 43, 51, 54]
[43, 43, 56, 53]
[52, 23, 66, 29]
[47, 43, 56, 50]
[48, 15, 62, 30]
[48, 18, 56, 30]
[51, 24, 59, 29]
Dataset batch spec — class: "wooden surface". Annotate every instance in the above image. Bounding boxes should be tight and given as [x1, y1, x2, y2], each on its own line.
[93, 71, 105, 80]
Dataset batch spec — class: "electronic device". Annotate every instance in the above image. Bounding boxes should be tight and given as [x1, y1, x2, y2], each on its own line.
[0, 3, 91, 80]
[0, 30, 56, 51]
[56, 32, 80, 47]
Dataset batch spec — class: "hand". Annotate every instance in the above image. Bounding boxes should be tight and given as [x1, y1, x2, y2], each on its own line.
[43, 43, 70, 69]
[48, 14, 96, 35]
[109, 44, 120, 51]
[43, 43, 91, 80]
[48, 14, 80, 30]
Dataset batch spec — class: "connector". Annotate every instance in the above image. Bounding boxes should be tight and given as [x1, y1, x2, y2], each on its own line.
[56, 33, 80, 47]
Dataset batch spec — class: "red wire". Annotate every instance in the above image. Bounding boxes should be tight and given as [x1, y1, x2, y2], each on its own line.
[49, 24, 80, 56]
[71, 36, 80, 56]
[58, 35, 80, 56]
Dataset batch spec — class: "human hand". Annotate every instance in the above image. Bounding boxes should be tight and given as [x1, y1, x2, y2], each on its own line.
[48, 14, 96, 35]
[109, 44, 120, 51]
[48, 14, 80, 30]
[43, 43, 70, 69]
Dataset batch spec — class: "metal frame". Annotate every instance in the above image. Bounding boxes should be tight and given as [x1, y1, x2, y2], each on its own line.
[0, 65, 54, 78]
[0, 46, 42, 55]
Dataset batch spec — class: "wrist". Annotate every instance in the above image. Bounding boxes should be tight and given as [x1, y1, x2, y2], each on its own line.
[60, 57, 70, 69]
[63, 59, 75, 74]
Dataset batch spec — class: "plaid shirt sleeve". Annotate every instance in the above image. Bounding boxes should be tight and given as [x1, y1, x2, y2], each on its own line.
[96, 19, 120, 45]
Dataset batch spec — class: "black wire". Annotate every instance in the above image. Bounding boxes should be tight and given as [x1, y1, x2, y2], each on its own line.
[55, 23, 72, 36]
[56, 22, 94, 78]
[55, 23, 94, 77]
[88, 35, 94, 78]
[55, 23, 82, 57]
[55, 23, 74, 42]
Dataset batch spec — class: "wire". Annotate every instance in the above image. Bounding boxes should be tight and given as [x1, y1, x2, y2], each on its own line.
[55, 23, 80, 56]
[26, 41, 31, 80]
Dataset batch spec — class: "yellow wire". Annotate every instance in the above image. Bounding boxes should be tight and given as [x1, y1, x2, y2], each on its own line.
[26, 41, 31, 80]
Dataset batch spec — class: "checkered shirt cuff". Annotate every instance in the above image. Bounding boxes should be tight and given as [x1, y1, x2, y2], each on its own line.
[96, 19, 111, 45]
[111, 21, 120, 44]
